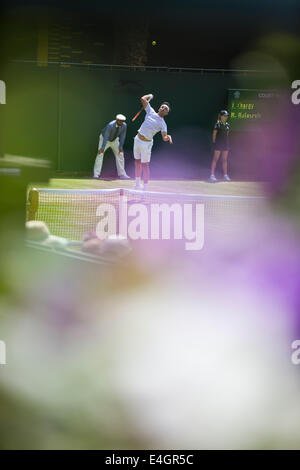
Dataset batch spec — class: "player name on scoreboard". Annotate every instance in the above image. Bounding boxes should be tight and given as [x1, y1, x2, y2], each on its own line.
[227, 89, 280, 130]
[230, 102, 261, 119]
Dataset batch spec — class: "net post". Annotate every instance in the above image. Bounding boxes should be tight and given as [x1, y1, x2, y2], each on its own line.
[27, 188, 39, 221]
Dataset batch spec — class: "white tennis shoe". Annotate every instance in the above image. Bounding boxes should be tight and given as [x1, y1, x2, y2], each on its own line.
[224, 174, 231, 181]
[210, 174, 217, 182]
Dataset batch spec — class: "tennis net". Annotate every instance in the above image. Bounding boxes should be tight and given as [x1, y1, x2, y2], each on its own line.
[27, 187, 266, 243]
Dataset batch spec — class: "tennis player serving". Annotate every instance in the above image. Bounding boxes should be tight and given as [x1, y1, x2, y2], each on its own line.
[133, 94, 172, 190]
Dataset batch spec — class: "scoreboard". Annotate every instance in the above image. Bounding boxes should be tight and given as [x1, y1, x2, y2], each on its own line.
[227, 89, 281, 131]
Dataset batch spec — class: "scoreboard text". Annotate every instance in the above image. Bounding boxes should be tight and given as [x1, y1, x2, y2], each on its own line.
[227, 89, 280, 130]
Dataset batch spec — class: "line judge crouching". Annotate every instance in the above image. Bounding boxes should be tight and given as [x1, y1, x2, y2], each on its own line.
[93, 114, 130, 179]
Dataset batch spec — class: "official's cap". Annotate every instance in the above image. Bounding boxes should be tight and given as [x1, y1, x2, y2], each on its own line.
[116, 114, 126, 121]
[220, 110, 229, 116]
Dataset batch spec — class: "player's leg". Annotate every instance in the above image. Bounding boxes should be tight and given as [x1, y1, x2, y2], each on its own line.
[141, 141, 152, 190]
[111, 138, 129, 178]
[133, 136, 142, 189]
[135, 159, 142, 176]
[142, 163, 150, 189]
[93, 135, 105, 178]
[134, 160, 142, 189]
[210, 150, 221, 182]
[221, 151, 230, 180]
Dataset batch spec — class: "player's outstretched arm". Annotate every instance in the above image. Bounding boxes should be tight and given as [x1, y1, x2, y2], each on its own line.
[140, 93, 153, 109]
[162, 131, 173, 144]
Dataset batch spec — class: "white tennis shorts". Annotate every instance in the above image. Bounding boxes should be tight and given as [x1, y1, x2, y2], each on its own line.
[133, 135, 153, 163]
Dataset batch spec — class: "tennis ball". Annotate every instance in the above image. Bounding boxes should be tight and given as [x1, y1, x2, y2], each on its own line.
[152, 41, 157, 46]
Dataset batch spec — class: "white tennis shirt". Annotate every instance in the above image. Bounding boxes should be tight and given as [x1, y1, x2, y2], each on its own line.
[138, 103, 167, 140]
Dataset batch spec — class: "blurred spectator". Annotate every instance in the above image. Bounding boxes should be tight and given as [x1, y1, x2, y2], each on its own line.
[26, 221, 69, 250]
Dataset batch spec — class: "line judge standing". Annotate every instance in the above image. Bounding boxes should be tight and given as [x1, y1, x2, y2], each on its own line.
[93, 114, 130, 179]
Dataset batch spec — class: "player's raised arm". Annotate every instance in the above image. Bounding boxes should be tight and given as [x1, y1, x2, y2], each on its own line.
[140, 93, 153, 110]
[161, 131, 173, 144]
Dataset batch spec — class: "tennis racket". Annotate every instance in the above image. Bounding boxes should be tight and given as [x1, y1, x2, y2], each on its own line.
[132, 95, 153, 121]
[131, 107, 144, 122]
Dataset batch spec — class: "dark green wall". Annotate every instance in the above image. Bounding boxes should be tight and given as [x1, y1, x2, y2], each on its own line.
[1, 63, 58, 165]
[1, 63, 281, 178]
